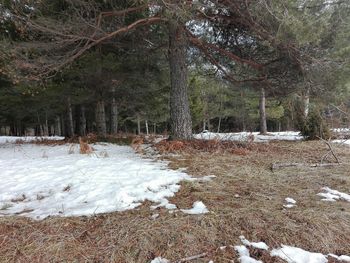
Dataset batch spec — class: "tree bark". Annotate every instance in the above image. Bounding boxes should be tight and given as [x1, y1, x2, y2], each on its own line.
[110, 87, 118, 134]
[50, 124, 54, 136]
[66, 97, 74, 138]
[95, 100, 107, 137]
[145, 120, 149, 135]
[240, 89, 246, 131]
[259, 87, 267, 134]
[43, 111, 49, 136]
[79, 105, 87, 136]
[168, 20, 192, 140]
[302, 87, 310, 119]
[217, 116, 222, 133]
[60, 114, 65, 137]
[137, 114, 141, 135]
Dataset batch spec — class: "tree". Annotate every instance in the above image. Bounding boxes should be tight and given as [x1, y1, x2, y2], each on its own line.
[2, 0, 349, 139]
[168, 19, 192, 139]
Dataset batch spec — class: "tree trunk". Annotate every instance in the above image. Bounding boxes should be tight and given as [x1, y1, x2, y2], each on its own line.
[36, 112, 43, 136]
[110, 89, 118, 134]
[145, 120, 149, 135]
[60, 114, 65, 137]
[95, 100, 107, 137]
[168, 20, 192, 140]
[79, 105, 87, 136]
[217, 116, 222, 133]
[137, 114, 141, 135]
[240, 89, 246, 131]
[50, 124, 54, 136]
[43, 111, 49, 136]
[259, 87, 267, 134]
[153, 123, 157, 134]
[66, 97, 74, 138]
[302, 87, 310, 119]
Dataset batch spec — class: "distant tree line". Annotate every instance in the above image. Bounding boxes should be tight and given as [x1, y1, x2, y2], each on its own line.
[0, 0, 349, 138]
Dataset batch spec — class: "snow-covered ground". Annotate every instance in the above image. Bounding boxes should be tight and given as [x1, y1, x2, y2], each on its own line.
[332, 128, 350, 133]
[194, 131, 303, 142]
[271, 245, 328, 263]
[333, 139, 350, 145]
[0, 140, 190, 219]
[0, 136, 64, 143]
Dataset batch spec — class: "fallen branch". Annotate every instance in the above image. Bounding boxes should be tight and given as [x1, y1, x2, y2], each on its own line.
[318, 137, 340, 164]
[329, 104, 350, 118]
[174, 253, 208, 263]
[271, 162, 341, 171]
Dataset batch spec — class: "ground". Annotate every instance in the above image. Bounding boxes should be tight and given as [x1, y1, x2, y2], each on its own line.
[0, 139, 350, 262]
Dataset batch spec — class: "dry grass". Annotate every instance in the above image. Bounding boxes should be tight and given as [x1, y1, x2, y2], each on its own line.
[79, 137, 94, 154]
[155, 138, 254, 155]
[1, 141, 350, 262]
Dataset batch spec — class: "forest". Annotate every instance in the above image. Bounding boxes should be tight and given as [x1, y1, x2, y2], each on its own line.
[0, 0, 348, 139]
[1, 1, 350, 263]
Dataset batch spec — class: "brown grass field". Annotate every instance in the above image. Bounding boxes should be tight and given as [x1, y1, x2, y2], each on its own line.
[0, 140, 350, 262]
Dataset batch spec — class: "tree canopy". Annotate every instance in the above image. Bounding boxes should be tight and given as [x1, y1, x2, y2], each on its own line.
[0, 0, 349, 138]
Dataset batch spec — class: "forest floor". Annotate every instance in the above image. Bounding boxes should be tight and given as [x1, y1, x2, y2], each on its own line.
[0, 139, 350, 262]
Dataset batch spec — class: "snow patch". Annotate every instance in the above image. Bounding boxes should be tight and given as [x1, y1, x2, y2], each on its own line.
[285, 197, 296, 204]
[0, 143, 189, 219]
[333, 139, 350, 145]
[194, 131, 302, 142]
[239, 236, 269, 250]
[317, 187, 350, 202]
[328, 254, 350, 262]
[284, 197, 297, 208]
[0, 136, 64, 144]
[233, 236, 350, 263]
[234, 245, 263, 263]
[180, 201, 209, 215]
[271, 245, 327, 263]
[150, 257, 169, 263]
[185, 175, 216, 182]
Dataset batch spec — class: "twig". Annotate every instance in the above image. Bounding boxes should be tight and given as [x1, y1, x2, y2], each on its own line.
[271, 162, 340, 171]
[329, 104, 350, 118]
[174, 252, 208, 263]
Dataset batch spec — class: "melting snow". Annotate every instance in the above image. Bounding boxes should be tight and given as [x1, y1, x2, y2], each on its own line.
[194, 131, 302, 142]
[150, 257, 169, 263]
[239, 236, 269, 250]
[0, 141, 190, 219]
[234, 245, 263, 263]
[180, 201, 209, 214]
[0, 136, 64, 143]
[284, 197, 297, 208]
[285, 197, 296, 204]
[317, 187, 350, 202]
[271, 245, 327, 263]
[328, 254, 350, 262]
[185, 175, 216, 182]
[333, 139, 350, 145]
[234, 235, 349, 263]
